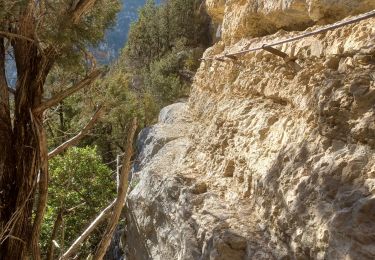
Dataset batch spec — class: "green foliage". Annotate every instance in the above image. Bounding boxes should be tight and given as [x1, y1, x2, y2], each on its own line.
[120, 0, 209, 106]
[2, 1, 120, 73]
[42, 0, 210, 206]
[144, 50, 188, 104]
[125, 0, 160, 66]
[41, 147, 116, 258]
[72, 0, 210, 165]
[42, 0, 210, 172]
[43, 0, 121, 70]
[83, 65, 159, 157]
[125, 0, 209, 69]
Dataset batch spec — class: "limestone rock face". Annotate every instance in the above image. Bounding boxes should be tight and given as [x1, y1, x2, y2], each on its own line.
[124, 3, 375, 260]
[211, 0, 375, 44]
[205, 0, 226, 23]
[307, 0, 375, 21]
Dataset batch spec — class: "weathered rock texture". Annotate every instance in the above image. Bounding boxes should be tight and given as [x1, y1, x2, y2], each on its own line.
[125, 1, 375, 259]
[205, 0, 375, 44]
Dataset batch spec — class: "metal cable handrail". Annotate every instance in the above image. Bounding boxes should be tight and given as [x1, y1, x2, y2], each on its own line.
[202, 9, 375, 61]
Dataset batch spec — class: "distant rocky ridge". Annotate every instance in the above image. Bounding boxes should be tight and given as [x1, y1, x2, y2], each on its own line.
[98, 0, 163, 63]
[96, 0, 150, 63]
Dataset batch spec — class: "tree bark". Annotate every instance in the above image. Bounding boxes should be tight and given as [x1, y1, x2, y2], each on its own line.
[30, 115, 49, 260]
[0, 37, 17, 257]
[0, 4, 51, 256]
[0, 9, 93, 260]
[2, 6, 58, 254]
[47, 209, 64, 260]
[1, 60, 50, 260]
[0, 53, 98, 259]
[48, 106, 104, 159]
[93, 118, 137, 259]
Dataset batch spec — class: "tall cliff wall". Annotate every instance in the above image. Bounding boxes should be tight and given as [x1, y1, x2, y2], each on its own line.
[124, 1, 375, 259]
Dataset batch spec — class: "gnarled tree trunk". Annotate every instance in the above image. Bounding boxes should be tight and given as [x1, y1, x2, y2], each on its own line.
[0, 1, 105, 258]
[0, 36, 17, 258]
[0, 30, 53, 259]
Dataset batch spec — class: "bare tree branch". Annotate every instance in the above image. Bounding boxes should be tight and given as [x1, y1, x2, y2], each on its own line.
[93, 118, 138, 259]
[7, 87, 15, 95]
[48, 106, 104, 159]
[65, 202, 86, 213]
[33, 69, 101, 114]
[70, 0, 98, 24]
[80, 47, 97, 71]
[33, 70, 101, 114]
[0, 31, 35, 42]
[60, 200, 116, 260]
[39, 69, 101, 111]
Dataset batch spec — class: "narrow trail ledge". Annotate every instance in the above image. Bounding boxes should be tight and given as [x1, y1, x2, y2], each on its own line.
[124, 2, 375, 259]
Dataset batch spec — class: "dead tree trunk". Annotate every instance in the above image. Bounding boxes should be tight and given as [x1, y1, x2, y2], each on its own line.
[60, 200, 116, 260]
[94, 118, 137, 259]
[61, 118, 137, 260]
[47, 209, 64, 260]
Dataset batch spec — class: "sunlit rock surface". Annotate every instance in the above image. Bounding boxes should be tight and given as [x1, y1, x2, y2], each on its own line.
[205, 0, 375, 44]
[124, 1, 375, 259]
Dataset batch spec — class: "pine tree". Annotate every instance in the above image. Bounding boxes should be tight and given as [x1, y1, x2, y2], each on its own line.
[121, 0, 210, 108]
